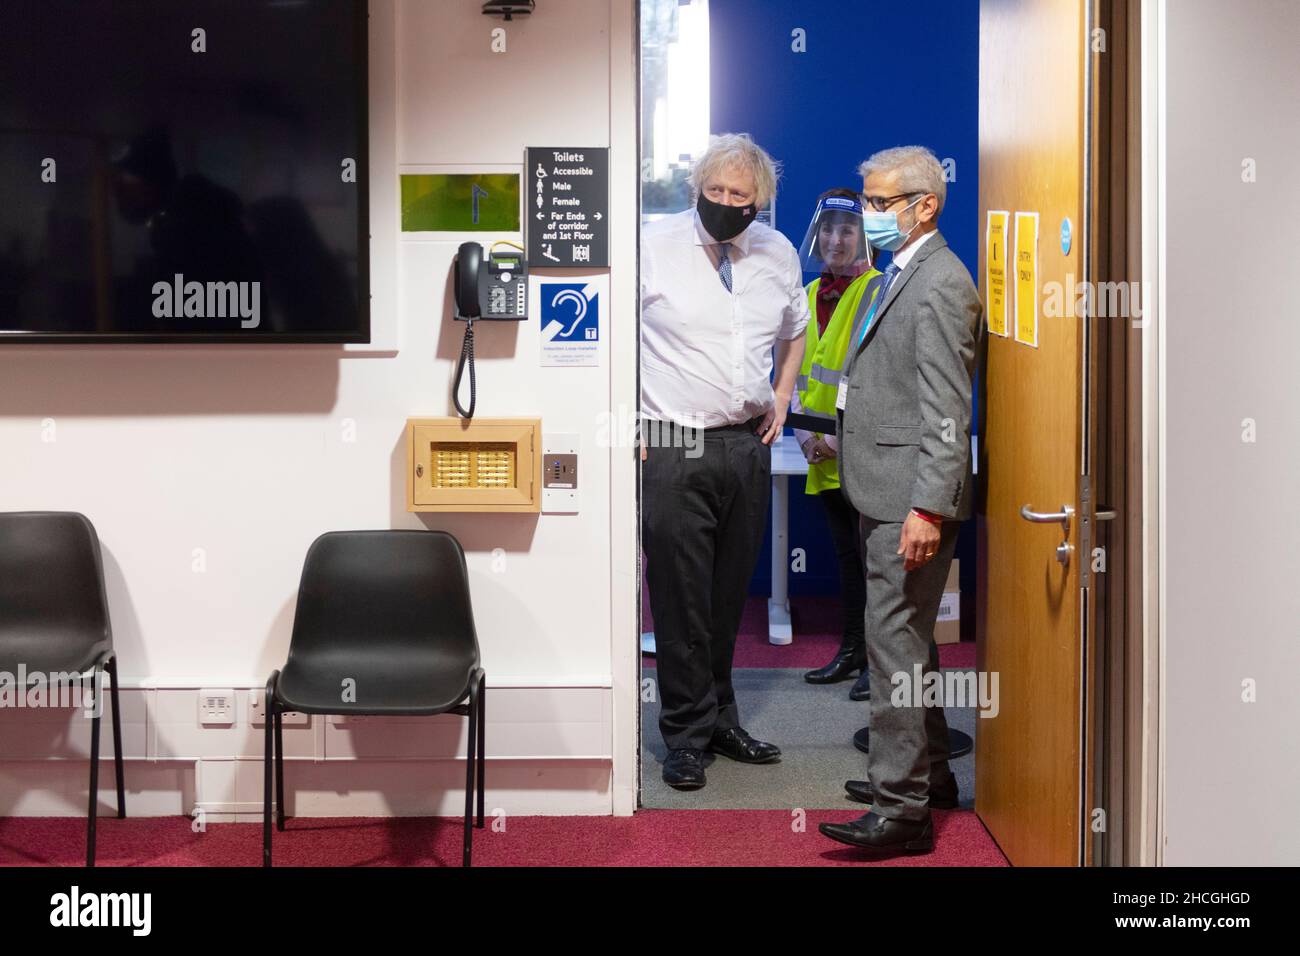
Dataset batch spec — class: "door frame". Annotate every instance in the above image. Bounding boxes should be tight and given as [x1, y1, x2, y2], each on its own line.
[1085, 0, 1163, 867]
[619, 0, 1168, 851]
[1136, 0, 1165, 866]
[612, 0, 643, 816]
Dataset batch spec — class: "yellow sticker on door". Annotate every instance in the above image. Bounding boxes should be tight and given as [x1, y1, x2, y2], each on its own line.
[1014, 211, 1039, 347]
[986, 210, 1010, 337]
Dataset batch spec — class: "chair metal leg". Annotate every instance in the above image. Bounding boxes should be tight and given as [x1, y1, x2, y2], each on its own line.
[263, 699, 274, 868]
[463, 684, 477, 868]
[86, 664, 102, 867]
[476, 674, 486, 828]
[274, 711, 286, 832]
[106, 656, 126, 818]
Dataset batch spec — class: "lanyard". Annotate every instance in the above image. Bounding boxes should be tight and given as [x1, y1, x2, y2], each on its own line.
[854, 278, 889, 350]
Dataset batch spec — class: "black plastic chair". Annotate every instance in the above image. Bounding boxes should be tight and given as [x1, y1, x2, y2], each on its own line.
[263, 530, 486, 867]
[0, 512, 126, 866]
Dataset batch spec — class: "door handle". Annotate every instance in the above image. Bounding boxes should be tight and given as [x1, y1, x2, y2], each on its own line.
[1020, 503, 1074, 533]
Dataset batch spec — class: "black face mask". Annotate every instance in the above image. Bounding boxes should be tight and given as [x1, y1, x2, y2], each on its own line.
[696, 192, 759, 242]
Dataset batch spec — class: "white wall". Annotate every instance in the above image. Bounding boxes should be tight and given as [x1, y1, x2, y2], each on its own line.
[1159, 0, 1300, 864]
[0, 0, 640, 819]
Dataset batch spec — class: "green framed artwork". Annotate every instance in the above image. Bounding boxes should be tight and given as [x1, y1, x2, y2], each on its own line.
[400, 173, 521, 232]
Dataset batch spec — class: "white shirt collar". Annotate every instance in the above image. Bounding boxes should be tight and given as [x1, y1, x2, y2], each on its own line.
[890, 228, 937, 272]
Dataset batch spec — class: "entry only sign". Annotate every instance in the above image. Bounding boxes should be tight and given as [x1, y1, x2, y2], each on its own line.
[526, 146, 610, 268]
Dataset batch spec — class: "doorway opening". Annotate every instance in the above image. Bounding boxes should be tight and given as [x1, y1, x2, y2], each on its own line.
[634, 0, 985, 839]
[632, 0, 1146, 867]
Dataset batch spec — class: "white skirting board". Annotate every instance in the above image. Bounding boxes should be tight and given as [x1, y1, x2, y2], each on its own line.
[0, 684, 615, 817]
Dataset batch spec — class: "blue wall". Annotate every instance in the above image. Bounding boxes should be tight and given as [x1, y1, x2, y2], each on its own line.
[708, 0, 981, 597]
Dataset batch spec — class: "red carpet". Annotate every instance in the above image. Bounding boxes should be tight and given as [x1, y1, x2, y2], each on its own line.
[643, 594, 977, 669]
[0, 809, 1006, 867]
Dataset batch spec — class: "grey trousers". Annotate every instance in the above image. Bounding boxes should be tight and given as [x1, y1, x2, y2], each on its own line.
[860, 514, 959, 821]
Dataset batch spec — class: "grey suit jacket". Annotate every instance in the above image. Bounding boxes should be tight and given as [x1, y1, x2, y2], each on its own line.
[836, 231, 982, 522]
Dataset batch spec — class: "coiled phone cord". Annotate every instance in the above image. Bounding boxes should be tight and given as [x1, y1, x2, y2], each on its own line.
[453, 318, 476, 419]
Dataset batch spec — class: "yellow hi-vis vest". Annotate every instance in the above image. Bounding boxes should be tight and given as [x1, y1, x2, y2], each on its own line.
[798, 269, 883, 495]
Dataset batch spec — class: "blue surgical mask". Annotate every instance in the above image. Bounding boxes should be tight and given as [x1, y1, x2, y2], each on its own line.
[863, 195, 924, 252]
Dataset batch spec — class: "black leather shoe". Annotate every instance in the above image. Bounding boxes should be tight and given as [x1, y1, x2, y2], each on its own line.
[818, 810, 933, 853]
[844, 778, 959, 810]
[708, 727, 781, 764]
[662, 748, 706, 790]
[853, 726, 871, 754]
[804, 640, 866, 684]
[853, 727, 977, 760]
[848, 671, 871, 701]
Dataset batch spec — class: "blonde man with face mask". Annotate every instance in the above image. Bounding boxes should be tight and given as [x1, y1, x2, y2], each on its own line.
[640, 133, 809, 791]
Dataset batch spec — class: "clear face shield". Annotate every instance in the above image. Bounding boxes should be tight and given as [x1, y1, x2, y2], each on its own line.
[797, 195, 872, 277]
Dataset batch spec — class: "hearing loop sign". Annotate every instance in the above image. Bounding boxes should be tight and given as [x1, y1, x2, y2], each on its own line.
[535, 275, 607, 366]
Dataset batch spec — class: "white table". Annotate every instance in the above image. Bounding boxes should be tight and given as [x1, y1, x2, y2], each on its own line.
[767, 436, 811, 645]
[642, 435, 810, 653]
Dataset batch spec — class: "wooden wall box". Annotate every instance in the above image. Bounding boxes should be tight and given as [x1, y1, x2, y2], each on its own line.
[405, 418, 541, 513]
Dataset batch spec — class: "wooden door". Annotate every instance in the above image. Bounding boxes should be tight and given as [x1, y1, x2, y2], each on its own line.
[976, 0, 1094, 866]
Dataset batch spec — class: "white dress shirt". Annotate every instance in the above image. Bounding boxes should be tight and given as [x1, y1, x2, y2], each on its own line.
[640, 209, 810, 428]
[889, 227, 936, 273]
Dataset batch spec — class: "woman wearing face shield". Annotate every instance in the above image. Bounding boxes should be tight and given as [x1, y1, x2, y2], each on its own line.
[792, 188, 885, 700]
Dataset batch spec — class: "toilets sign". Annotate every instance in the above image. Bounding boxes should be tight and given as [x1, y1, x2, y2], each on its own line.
[526, 146, 609, 268]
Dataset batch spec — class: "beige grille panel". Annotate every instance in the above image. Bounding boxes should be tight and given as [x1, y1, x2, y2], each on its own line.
[430, 442, 516, 490]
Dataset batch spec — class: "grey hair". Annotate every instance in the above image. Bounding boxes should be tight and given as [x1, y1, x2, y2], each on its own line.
[689, 133, 781, 209]
[858, 146, 947, 216]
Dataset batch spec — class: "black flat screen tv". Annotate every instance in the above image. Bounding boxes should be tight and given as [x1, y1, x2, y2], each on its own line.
[0, 0, 368, 343]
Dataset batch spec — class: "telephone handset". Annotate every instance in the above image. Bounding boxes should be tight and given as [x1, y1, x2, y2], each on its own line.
[452, 240, 528, 419]
[455, 241, 485, 319]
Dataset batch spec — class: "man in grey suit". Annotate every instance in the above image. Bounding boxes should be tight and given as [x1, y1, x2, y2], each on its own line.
[818, 146, 981, 854]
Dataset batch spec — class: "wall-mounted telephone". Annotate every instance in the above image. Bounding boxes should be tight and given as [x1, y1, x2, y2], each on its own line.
[452, 240, 529, 419]
[454, 241, 529, 322]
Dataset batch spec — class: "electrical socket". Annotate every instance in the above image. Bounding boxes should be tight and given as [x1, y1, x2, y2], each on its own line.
[248, 692, 310, 728]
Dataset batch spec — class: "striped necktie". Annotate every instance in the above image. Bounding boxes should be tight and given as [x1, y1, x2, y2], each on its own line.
[717, 242, 733, 293]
